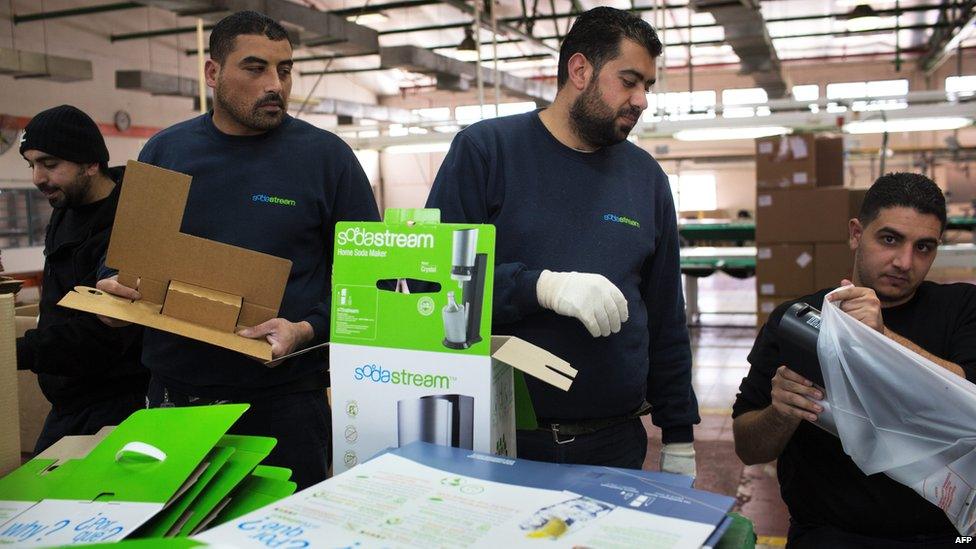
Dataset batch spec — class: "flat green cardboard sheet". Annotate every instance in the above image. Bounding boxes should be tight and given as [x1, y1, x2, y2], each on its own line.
[208, 474, 297, 528]
[175, 435, 276, 536]
[51, 405, 248, 504]
[249, 465, 292, 481]
[133, 446, 235, 538]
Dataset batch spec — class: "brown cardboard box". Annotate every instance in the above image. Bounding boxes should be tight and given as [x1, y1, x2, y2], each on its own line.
[815, 137, 844, 188]
[756, 134, 815, 189]
[755, 190, 791, 243]
[815, 242, 854, 290]
[15, 306, 50, 454]
[798, 188, 866, 243]
[756, 188, 867, 244]
[1, 294, 19, 475]
[756, 134, 844, 190]
[757, 245, 816, 297]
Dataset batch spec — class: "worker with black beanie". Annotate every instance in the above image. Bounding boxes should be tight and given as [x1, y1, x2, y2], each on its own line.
[17, 104, 147, 453]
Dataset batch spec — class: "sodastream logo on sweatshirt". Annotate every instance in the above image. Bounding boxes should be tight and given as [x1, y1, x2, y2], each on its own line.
[252, 194, 297, 206]
[603, 213, 640, 228]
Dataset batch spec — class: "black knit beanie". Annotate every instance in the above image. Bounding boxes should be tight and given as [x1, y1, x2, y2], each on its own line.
[19, 105, 109, 165]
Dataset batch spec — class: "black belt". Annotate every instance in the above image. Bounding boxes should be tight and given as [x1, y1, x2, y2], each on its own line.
[535, 402, 652, 442]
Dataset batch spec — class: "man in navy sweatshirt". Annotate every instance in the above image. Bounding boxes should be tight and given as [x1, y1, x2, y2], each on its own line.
[97, 11, 380, 489]
[426, 7, 699, 475]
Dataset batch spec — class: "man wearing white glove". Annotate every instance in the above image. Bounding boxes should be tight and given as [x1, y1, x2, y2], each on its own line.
[426, 7, 699, 473]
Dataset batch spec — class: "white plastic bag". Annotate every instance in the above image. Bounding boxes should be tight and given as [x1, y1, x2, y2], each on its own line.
[817, 286, 976, 535]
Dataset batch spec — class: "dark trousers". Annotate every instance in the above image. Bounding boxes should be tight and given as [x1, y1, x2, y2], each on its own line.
[34, 393, 145, 455]
[147, 378, 331, 491]
[515, 418, 648, 469]
[788, 522, 959, 549]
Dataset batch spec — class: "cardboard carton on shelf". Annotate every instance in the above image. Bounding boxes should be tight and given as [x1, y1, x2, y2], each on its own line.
[814, 242, 854, 290]
[756, 187, 867, 244]
[756, 244, 816, 297]
[756, 133, 844, 190]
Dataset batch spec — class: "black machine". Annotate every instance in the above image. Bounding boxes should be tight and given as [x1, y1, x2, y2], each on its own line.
[443, 228, 487, 350]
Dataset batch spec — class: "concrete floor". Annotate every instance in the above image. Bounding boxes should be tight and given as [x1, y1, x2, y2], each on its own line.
[642, 273, 790, 547]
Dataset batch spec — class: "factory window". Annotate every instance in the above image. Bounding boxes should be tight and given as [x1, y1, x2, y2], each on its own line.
[723, 87, 768, 105]
[946, 75, 976, 97]
[827, 79, 908, 99]
[645, 90, 716, 121]
[721, 87, 768, 118]
[826, 79, 908, 112]
[454, 104, 497, 123]
[668, 173, 718, 212]
[412, 107, 451, 121]
[792, 84, 819, 102]
[497, 101, 537, 116]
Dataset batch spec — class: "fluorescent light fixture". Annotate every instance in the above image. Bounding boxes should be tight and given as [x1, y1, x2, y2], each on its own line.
[455, 27, 480, 61]
[384, 142, 452, 154]
[845, 4, 883, 32]
[454, 49, 481, 62]
[346, 12, 388, 24]
[673, 126, 790, 141]
[844, 116, 972, 134]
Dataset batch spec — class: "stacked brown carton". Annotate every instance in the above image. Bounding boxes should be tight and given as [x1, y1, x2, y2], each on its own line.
[755, 133, 865, 326]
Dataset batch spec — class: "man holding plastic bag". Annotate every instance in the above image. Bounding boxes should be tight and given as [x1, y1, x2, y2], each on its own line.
[733, 172, 976, 547]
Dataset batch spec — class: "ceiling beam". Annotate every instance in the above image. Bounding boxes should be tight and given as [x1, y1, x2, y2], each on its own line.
[918, 0, 976, 73]
[689, 0, 788, 98]
[370, 2, 951, 38]
[14, 2, 142, 24]
[331, 0, 441, 17]
[439, 0, 558, 54]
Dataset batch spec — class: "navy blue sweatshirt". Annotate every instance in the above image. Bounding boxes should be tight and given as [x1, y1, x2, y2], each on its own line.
[426, 111, 699, 443]
[133, 113, 379, 398]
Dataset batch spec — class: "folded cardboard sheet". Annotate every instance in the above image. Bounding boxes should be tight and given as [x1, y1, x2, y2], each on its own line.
[58, 161, 293, 361]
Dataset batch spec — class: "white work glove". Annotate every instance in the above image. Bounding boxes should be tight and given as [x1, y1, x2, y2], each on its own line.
[536, 270, 629, 337]
[660, 442, 697, 479]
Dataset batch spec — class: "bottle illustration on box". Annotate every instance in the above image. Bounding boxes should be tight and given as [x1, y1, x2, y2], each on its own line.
[442, 228, 487, 349]
[397, 394, 474, 450]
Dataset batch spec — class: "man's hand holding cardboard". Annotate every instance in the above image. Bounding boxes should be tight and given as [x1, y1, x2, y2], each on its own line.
[95, 275, 138, 328]
[238, 319, 314, 359]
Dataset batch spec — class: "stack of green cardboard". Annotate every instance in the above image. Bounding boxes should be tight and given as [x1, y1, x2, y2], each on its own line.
[0, 405, 296, 546]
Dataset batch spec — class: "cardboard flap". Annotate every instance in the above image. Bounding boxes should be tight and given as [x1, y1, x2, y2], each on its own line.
[175, 434, 277, 536]
[106, 161, 292, 318]
[162, 281, 243, 333]
[59, 286, 272, 361]
[34, 426, 115, 466]
[490, 336, 577, 391]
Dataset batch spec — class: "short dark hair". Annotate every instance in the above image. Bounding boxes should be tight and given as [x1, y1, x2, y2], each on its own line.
[557, 7, 662, 89]
[209, 10, 290, 64]
[858, 172, 947, 231]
